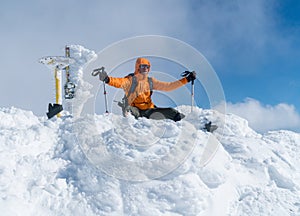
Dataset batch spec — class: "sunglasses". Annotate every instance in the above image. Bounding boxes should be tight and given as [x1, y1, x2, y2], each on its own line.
[140, 64, 150, 69]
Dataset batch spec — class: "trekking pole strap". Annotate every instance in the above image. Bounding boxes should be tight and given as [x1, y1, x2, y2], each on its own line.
[91, 67, 105, 77]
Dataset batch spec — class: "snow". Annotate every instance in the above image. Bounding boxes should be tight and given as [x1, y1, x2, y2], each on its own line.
[1, 45, 300, 216]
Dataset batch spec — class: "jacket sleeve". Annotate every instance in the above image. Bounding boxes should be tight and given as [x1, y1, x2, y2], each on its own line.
[152, 77, 188, 92]
[107, 76, 131, 90]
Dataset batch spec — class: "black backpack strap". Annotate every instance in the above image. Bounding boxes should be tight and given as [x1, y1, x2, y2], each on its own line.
[119, 75, 153, 117]
[148, 77, 153, 96]
[127, 75, 137, 98]
[127, 76, 152, 97]
[119, 74, 137, 116]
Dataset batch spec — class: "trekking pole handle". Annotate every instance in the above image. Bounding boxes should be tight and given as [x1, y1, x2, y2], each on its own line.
[181, 71, 196, 82]
[181, 71, 190, 77]
[91, 67, 105, 77]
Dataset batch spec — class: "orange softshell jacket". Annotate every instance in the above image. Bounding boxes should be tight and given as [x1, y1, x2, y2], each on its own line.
[107, 58, 188, 110]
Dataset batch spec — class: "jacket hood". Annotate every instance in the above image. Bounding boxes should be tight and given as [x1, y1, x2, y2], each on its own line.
[134, 57, 151, 75]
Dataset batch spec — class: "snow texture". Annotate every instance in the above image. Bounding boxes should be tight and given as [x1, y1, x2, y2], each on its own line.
[0, 46, 299, 216]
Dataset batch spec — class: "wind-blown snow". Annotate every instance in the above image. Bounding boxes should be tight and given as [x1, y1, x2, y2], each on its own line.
[1, 46, 299, 216]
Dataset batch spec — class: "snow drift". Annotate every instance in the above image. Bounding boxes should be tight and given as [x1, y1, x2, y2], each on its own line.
[1, 45, 299, 216]
[0, 106, 299, 216]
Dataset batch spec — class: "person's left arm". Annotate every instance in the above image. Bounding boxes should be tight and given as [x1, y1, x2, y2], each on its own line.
[152, 77, 188, 91]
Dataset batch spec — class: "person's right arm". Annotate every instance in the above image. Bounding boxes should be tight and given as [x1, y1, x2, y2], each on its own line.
[107, 76, 131, 90]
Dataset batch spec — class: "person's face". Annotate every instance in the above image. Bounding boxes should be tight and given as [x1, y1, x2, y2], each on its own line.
[139, 64, 150, 74]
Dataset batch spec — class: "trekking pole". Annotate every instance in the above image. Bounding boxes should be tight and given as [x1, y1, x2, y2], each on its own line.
[92, 67, 109, 113]
[103, 82, 109, 113]
[181, 71, 195, 112]
[191, 77, 195, 112]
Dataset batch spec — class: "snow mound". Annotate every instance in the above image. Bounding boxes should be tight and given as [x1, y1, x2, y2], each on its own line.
[0, 106, 300, 216]
[1, 45, 299, 215]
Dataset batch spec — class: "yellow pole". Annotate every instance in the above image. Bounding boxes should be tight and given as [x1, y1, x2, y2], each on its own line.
[54, 66, 62, 117]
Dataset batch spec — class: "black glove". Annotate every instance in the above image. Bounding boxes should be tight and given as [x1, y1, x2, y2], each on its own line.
[99, 71, 110, 83]
[182, 71, 196, 82]
[92, 67, 110, 83]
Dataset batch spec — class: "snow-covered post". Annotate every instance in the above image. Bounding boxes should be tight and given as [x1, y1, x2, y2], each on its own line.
[39, 54, 75, 119]
[54, 66, 62, 117]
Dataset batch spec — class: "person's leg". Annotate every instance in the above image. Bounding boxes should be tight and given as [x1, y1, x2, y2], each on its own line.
[142, 107, 185, 122]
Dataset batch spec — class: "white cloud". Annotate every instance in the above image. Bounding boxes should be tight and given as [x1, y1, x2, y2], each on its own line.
[224, 98, 300, 133]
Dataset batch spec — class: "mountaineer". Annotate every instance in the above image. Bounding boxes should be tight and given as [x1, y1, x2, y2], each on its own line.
[97, 57, 196, 121]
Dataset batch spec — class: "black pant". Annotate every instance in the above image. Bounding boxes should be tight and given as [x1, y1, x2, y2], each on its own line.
[129, 107, 185, 122]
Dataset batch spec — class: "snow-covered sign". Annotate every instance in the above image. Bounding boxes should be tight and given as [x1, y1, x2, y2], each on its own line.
[39, 56, 75, 69]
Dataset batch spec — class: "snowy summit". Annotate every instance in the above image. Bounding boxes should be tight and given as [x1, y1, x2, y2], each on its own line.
[0, 45, 299, 216]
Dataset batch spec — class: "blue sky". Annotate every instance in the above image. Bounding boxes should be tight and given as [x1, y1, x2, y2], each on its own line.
[0, 0, 299, 132]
